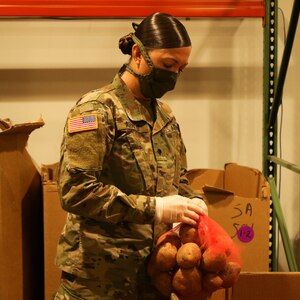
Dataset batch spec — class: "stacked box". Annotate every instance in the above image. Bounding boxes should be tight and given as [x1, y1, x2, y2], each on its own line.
[187, 163, 271, 272]
[0, 118, 44, 300]
[42, 163, 67, 300]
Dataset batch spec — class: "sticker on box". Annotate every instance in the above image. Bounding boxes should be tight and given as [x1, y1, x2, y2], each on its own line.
[237, 225, 254, 243]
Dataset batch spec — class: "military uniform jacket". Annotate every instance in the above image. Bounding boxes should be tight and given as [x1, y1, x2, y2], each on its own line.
[56, 73, 201, 289]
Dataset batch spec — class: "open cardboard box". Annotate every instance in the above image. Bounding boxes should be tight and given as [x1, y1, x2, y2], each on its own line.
[187, 164, 300, 299]
[187, 163, 271, 272]
[0, 118, 44, 299]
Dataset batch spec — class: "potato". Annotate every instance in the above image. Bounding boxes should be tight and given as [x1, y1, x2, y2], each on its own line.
[176, 242, 202, 269]
[219, 261, 241, 287]
[179, 224, 201, 245]
[152, 271, 174, 298]
[202, 273, 224, 293]
[172, 267, 202, 296]
[174, 290, 211, 300]
[157, 232, 182, 249]
[201, 247, 227, 273]
[154, 242, 178, 272]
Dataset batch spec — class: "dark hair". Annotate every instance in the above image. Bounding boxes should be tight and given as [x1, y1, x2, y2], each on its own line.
[119, 12, 191, 55]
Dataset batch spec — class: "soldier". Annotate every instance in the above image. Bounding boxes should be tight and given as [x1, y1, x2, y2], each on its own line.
[54, 12, 207, 300]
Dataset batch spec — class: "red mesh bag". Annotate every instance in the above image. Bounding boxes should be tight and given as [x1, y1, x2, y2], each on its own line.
[198, 214, 242, 265]
[198, 214, 242, 292]
[147, 216, 242, 299]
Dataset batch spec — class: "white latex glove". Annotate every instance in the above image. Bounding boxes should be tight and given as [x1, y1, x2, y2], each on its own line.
[191, 197, 208, 216]
[155, 195, 208, 226]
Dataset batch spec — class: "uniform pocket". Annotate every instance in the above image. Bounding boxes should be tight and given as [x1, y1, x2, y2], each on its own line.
[126, 132, 155, 191]
[109, 123, 156, 194]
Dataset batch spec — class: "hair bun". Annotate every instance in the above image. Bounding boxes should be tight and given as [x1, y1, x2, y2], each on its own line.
[119, 33, 134, 55]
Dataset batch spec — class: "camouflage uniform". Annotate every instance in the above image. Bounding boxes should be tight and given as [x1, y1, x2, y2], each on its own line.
[55, 72, 201, 299]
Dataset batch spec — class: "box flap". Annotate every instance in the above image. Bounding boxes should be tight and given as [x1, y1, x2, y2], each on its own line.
[187, 169, 224, 192]
[0, 117, 45, 136]
[203, 185, 234, 195]
[0, 118, 12, 130]
[224, 163, 266, 198]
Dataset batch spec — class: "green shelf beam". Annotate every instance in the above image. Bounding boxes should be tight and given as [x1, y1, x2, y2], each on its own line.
[268, 178, 298, 272]
[268, 156, 300, 174]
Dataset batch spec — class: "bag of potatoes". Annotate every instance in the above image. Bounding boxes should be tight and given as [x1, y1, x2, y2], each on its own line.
[147, 215, 242, 299]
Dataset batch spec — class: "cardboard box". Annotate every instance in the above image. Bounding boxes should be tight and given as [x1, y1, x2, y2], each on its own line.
[232, 272, 300, 300]
[173, 271, 300, 299]
[187, 163, 271, 272]
[210, 272, 300, 300]
[0, 118, 44, 300]
[42, 163, 67, 300]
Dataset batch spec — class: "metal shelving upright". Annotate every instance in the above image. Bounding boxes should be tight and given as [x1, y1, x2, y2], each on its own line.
[263, 0, 279, 272]
[263, 0, 299, 272]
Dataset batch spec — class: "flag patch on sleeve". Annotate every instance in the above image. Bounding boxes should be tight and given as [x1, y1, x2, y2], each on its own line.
[68, 114, 98, 133]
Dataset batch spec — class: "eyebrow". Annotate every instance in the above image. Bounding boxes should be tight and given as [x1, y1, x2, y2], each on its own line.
[162, 57, 189, 67]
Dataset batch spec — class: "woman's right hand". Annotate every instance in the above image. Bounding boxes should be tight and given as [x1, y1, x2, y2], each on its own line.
[155, 195, 208, 226]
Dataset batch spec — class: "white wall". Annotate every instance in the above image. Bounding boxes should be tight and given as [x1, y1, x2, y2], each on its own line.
[0, 2, 298, 271]
[0, 18, 263, 169]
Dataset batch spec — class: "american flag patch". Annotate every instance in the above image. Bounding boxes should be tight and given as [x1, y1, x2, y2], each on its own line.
[68, 114, 98, 133]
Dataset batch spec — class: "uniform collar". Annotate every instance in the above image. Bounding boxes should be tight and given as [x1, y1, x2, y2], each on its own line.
[113, 69, 173, 133]
[113, 70, 153, 125]
[153, 101, 174, 134]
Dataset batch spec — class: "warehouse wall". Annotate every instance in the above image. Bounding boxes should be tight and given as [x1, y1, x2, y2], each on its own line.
[0, 17, 263, 169]
[0, 1, 298, 271]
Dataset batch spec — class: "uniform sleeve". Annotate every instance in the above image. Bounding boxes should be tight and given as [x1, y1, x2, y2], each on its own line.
[57, 99, 156, 224]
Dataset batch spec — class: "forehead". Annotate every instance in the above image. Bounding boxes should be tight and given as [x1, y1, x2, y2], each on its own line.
[149, 46, 192, 64]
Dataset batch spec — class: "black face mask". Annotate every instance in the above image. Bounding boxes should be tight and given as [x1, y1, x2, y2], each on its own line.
[126, 35, 180, 99]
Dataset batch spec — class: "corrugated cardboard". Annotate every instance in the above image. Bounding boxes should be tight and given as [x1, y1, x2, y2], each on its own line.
[42, 163, 66, 300]
[0, 118, 44, 300]
[232, 272, 300, 300]
[172, 272, 300, 299]
[211, 272, 300, 300]
[187, 163, 271, 272]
